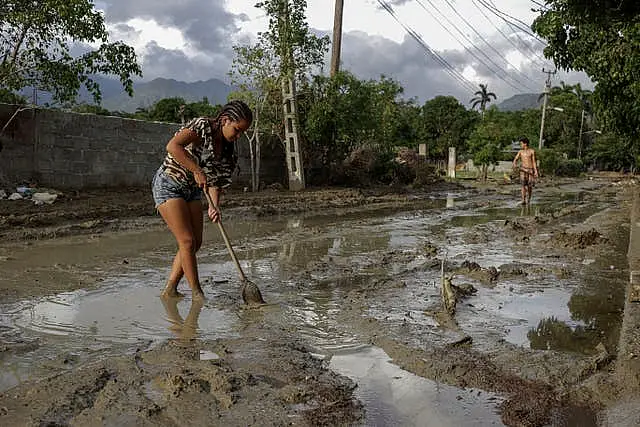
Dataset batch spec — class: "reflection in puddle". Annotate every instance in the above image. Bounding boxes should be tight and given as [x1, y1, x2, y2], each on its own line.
[10, 283, 237, 344]
[330, 346, 504, 427]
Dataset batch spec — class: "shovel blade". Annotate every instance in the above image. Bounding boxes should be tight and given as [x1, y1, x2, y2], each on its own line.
[242, 280, 266, 306]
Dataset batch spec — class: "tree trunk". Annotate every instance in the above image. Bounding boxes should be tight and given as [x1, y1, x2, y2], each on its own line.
[248, 134, 256, 191]
[255, 132, 261, 191]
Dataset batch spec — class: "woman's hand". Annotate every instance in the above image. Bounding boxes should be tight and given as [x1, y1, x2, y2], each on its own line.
[208, 204, 220, 223]
[194, 168, 207, 188]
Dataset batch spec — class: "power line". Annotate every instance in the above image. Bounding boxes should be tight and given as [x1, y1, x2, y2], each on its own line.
[470, 0, 549, 67]
[474, 0, 549, 63]
[376, 0, 477, 93]
[412, 0, 532, 93]
[479, 0, 546, 44]
[439, 0, 539, 90]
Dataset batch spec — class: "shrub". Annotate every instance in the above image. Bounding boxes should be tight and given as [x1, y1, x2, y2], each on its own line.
[555, 159, 584, 177]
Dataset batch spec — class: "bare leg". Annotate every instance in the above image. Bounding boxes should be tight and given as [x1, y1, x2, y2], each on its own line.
[158, 198, 205, 301]
[161, 201, 204, 298]
[527, 183, 533, 204]
[521, 185, 527, 204]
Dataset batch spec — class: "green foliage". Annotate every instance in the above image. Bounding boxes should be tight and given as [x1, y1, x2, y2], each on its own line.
[585, 132, 637, 172]
[469, 83, 497, 115]
[71, 103, 111, 115]
[0, 89, 27, 105]
[254, 0, 329, 80]
[421, 95, 479, 159]
[555, 159, 584, 177]
[0, 0, 142, 104]
[300, 71, 407, 173]
[467, 115, 507, 181]
[537, 148, 563, 177]
[132, 97, 220, 123]
[532, 1, 640, 140]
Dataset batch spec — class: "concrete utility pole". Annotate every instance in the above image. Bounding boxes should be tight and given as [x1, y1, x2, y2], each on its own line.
[279, 0, 305, 191]
[538, 68, 556, 150]
[330, 0, 344, 77]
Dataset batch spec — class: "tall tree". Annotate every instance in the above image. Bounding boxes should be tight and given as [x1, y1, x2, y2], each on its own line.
[470, 83, 497, 118]
[422, 96, 479, 158]
[234, 0, 329, 189]
[0, 0, 141, 104]
[229, 44, 281, 192]
[533, 1, 640, 142]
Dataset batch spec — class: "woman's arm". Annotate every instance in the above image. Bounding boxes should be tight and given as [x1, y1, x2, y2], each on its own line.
[166, 128, 206, 185]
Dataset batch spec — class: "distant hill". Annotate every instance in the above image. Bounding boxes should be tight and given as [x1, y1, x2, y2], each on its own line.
[102, 77, 233, 112]
[20, 76, 233, 112]
[496, 93, 542, 112]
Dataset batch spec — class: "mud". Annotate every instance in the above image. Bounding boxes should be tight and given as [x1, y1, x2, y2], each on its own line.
[0, 174, 638, 426]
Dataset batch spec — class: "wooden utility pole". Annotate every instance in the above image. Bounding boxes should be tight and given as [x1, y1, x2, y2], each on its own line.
[330, 0, 344, 77]
[538, 68, 556, 150]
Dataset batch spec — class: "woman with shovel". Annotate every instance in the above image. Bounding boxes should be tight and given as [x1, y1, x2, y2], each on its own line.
[152, 100, 252, 302]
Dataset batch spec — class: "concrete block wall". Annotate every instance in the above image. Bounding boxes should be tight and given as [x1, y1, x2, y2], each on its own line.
[0, 104, 286, 190]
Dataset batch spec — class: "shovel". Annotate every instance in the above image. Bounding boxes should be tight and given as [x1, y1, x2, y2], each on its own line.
[204, 191, 266, 306]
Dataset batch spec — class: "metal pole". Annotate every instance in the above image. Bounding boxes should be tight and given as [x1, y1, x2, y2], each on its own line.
[578, 109, 585, 159]
[330, 0, 344, 77]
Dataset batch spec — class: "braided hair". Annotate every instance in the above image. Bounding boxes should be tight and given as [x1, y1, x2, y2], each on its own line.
[212, 100, 253, 129]
[210, 100, 253, 175]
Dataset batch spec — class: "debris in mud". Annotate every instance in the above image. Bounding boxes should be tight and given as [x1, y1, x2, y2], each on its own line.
[440, 260, 478, 316]
[551, 228, 608, 249]
[498, 263, 529, 278]
[456, 261, 499, 285]
[422, 241, 438, 257]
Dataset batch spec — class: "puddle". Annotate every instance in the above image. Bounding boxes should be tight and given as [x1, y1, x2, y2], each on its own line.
[0, 185, 629, 424]
[330, 346, 504, 426]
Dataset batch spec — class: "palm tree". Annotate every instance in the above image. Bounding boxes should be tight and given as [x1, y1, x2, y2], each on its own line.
[470, 83, 497, 118]
[538, 80, 575, 103]
[552, 80, 574, 95]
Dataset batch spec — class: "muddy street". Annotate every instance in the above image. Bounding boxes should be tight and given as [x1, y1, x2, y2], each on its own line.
[0, 176, 637, 426]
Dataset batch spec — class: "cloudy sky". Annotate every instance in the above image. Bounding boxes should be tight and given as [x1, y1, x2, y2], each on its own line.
[95, 0, 592, 104]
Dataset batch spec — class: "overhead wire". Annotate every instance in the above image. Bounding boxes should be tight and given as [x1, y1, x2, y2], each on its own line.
[376, 0, 478, 93]
[470, 0, 549, 67]
[412, 0, 533, 93]
[438, 0, 539, 90]
[474, 0, 549, 64]
[479, 0, 547, 44]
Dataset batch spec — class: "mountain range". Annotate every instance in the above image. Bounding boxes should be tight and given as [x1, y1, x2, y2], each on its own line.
[24, 75, 540, 113]
[100, 77, 233, 112]
[24, 76, 234, 112]
[495, 93, 542, 112]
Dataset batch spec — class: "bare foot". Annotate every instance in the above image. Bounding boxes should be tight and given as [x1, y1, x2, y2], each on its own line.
[192, 290, 206, 302]
[160, 289, 185, 299]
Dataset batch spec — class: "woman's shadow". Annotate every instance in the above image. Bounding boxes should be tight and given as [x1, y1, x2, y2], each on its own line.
[160, 297, 204, 343]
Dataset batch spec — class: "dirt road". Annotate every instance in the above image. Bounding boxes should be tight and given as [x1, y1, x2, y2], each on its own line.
[0, 175, 637, 426]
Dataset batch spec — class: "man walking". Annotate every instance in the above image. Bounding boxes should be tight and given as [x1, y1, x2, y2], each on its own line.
[513, 137, 538, 205]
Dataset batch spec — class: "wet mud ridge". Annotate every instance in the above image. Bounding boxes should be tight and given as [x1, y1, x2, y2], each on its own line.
[0, 329, 362, 426]
[0, 175, 638, 426]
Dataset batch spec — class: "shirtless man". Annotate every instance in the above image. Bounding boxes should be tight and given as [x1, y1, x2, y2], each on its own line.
[512, 137, 538, 205]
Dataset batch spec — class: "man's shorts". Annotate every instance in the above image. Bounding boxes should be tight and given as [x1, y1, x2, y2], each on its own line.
[151, 167, 202, 209]
[520, 167, 536, 187]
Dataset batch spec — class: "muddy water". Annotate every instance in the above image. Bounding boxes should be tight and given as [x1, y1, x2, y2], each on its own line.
[0, 184, 628, 425]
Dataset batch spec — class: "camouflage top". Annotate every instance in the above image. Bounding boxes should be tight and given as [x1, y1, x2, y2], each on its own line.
[161, 117, 236, 189]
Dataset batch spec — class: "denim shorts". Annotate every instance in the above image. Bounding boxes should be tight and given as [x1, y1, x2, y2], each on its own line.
[151, 167, 202, 209]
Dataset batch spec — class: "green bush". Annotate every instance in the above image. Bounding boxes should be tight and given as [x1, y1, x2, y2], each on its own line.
[555, 159, 584, 177]
[537, 148, 562, 177]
